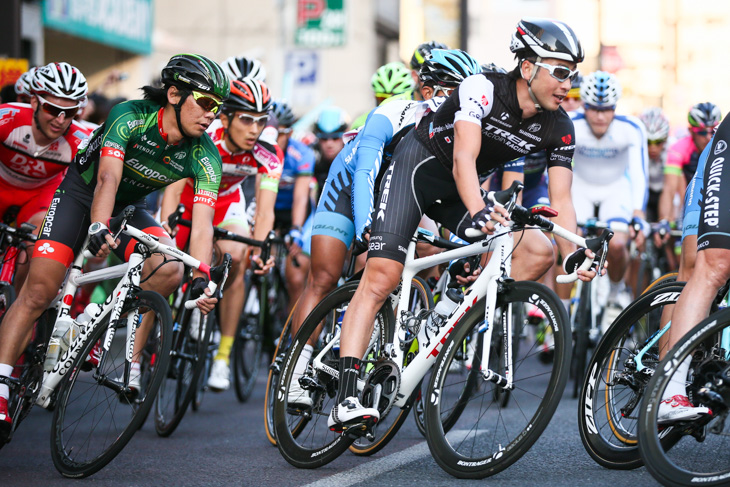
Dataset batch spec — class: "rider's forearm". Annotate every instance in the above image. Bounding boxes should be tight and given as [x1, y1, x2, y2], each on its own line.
[453, 153, 485, 216]
[90, 171, 120, 224]
[551, 196, 578, 259]
[159, 178, 187, 224]
[291, 176, 310, 228]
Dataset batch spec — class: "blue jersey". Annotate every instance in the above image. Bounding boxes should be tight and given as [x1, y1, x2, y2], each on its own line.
[275, 138, 315, 211]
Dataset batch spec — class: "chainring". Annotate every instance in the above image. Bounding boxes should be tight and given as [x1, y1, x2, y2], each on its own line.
[361, 358, 401, 419]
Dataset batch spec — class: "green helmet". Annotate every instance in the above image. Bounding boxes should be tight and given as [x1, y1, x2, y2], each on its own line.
[371, 62, 415, 98]
[161, 53, 230, 100]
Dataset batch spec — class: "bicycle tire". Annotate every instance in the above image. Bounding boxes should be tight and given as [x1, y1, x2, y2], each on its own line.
[572, 280, 592, 398]
[264, 302, 297, 446]
[232, 272, 266, 402]
[192, 310, 217, 411]
[273, 281, 394, 469]
[640, 272, 679, 296]
[154, 301, 213, 437]
[50, 290, 172, 478]
[350, 276, 433, 456]
[424, 281, 570, 479]
[638, 307, 730, 486]
[579, 282, 686, 470]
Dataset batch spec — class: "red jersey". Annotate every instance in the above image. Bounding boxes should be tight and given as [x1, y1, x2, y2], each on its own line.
[0, 103, 92, 189]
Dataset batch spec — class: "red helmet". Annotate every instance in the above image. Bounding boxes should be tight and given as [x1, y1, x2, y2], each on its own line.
[222, 78, 272, 114]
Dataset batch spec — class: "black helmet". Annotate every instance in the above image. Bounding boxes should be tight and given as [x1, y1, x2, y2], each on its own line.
[481, 62, 508, 74]
[271, 100, 296, 127]
[509, 18, 584, 63]
[410, 40, 449, 70]
[161, 53, 230, 100]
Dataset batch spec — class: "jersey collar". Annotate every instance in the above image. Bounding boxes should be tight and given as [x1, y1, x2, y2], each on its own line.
[157, 107, 182, 147]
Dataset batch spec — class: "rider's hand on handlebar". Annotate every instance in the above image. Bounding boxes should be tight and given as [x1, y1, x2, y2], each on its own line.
[470, 205, 510, 235]
[250, 251, 275, 275]
[160, 221, 177, 238]
[87, 222, 120, 258]
[652, 219, 672, 247]
[563, 247, 607, 282]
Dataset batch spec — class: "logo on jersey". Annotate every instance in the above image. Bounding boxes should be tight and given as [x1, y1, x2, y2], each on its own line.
[125, 159, 172, 183]
[199, 156, 218, 183]
[483, 123, 536, 153]
[38, 242, 55, 254]
[703, 156, 724, 227]
[41, 197, 61, 237]
[376, 164, 395, 221]
[163, 156, 172, 164]
[481, 95, 489, 106]
[0, 107, 20, 119]
[23, 134, 31, 143]
[444, 136, 451, 143]
[527, 123, 541, 133]
[561, 134, 572, 145]
[127, 119, 144, 130]
[500, 112, 509, 121]
[715, 140, 727, 155]
[174, 151, 187, 159]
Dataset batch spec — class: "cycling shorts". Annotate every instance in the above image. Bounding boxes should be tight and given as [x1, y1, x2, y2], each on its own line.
[367, 130, 495, 264]
[175, 184, 249, 250]
[312, 159, 355, 247]
[0, 172, 64, 225]
[571, 172, 633, 224]
[697, 139, 730, 251]
[33, 165, 167, 267]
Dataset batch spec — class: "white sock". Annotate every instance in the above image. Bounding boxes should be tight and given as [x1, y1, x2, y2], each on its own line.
[130, 361, 141, 381]
[0, 363, 13, 400]
[292, 345, 313, 382]
[561, 299, 570, 314]
[608, 280, 622, 301]
[662, 356, 691, 400]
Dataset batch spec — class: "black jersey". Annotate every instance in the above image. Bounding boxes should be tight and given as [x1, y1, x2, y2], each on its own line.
[415, 71, 575, 175]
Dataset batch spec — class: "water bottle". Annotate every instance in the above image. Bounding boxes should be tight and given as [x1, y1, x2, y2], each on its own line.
[428, 288, 463, 329]
[44, 315, 74, 372]
[76, 303, 102, 326]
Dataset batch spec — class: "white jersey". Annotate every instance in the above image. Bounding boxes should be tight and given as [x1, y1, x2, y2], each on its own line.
[571, 112, 649, 212]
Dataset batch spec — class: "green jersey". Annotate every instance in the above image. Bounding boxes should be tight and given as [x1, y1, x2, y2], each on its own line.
[75, 99, 222, 207]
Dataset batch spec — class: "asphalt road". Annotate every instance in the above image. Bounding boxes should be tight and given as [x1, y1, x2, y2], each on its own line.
[0, 369, 666, 487]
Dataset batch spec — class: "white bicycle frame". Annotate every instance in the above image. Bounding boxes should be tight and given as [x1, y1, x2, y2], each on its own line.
[36, 224, 210, 408]
[309, 204, 592, 412]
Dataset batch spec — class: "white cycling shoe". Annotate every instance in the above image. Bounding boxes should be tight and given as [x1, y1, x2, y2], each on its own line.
[657, 395, 712, 424]
[287, 380, 313, 408]
[208, 359, 230, 391]
[327, 396, 379, 431]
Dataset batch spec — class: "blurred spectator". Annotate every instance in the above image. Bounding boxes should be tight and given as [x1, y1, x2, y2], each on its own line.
[0, 85, 16, 104]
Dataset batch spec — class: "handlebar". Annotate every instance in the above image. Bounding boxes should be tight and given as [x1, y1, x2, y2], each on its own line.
[464, 180, 523, 239]
[184, 253, 232, 309]
[82, 206, 135, 259]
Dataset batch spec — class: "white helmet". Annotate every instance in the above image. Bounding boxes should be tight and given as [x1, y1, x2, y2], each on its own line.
[580, 71, 621, 108]
[638, 107, 670, 141]
[31, 62, 88, 102]
[220, 56, 266, 82]
[14, 67, 37, 98]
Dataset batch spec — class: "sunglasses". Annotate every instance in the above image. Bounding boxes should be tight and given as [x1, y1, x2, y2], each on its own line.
[533, 62, 580, 83]
[691, 126, 715, 136]
[237, 113, 269, 127]
[36, 94, 81, 119]
[191, 91, 222, 114]
[648, 138, 667, 146]
[436, 86, 455, 97]
[318, 134, 343, 141]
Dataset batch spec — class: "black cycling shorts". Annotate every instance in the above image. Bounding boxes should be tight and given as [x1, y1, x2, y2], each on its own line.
[368, 129, 491, 264]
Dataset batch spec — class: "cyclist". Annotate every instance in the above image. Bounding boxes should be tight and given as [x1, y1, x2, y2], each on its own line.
[391, 40, 449, 103]
[270, 101, 315, 313]
[160, 77, 281, 391]
[287, 48, 482, 407]
[561, 73, 583, 113]
[658, 102, 721, 226]
[654, 112, 730, 422]
[0, 62, 92, 292]
[220, 55, 267, 82]
[370, 62, 415, 106]
[0, 54, 229, 441]
[326, 18, 597, 429]
[570, 71, 648, 311]
[638, 107, 672, 223]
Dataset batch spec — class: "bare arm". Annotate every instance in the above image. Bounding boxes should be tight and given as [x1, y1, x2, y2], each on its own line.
[452, 120, 487, 216]
[291, 175, 311, 229]
[188, 202, 215, 281]
[158, 178, 188, 236]
[547, 166, 578, 260]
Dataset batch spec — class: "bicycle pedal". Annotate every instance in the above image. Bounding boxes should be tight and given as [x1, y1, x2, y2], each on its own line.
[331, 416, 378, 437]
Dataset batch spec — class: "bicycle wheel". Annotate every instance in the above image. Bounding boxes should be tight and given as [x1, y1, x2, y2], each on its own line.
[192, 311, 217, 411]
[232, 273, 265, 402]
[351, 276, 433, 456]
[579, 282, 685, 470]
[50, 290, 172, 478]
[572, 280, 592, 398]
[638, 307, 730, 486]
[424, 281, 570, 479]
[264, 301, 298, 446]
[273, 281, 394, 469]
[640, 272, 678, 296]
[154, 303, 213, 437]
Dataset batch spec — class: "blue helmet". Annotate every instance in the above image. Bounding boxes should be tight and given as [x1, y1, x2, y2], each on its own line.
[315, 106, 349, 138]
[580, 71, 621, 108]
[419, 49, 481, 87]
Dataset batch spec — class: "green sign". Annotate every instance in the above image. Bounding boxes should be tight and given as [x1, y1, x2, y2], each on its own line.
[295, 0, 346, 48]
[43, 0, 153, 55]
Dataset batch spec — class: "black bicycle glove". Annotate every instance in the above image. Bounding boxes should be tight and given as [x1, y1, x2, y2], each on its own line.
[470, 206, 494, 230]
[87, 222, 112, 256]
[563, 247, 590, 274]
[190, 277, 208, 300]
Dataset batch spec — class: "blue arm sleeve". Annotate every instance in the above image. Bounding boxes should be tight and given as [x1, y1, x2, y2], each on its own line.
[352, 113, 396, 241]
